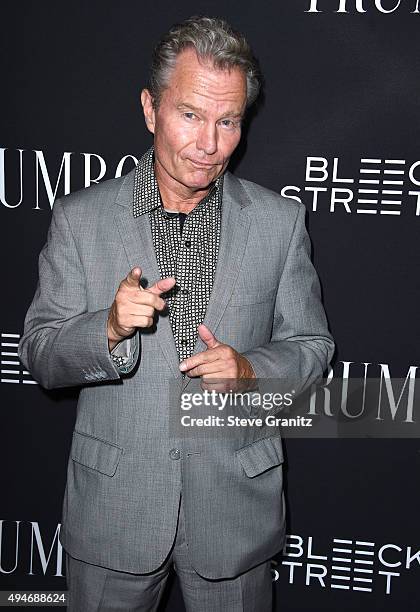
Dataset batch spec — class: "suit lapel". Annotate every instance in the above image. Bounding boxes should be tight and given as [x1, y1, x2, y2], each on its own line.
[114, 169, 181, 378]
[183, 172, 252, 390]
[113, 168, 252, 385]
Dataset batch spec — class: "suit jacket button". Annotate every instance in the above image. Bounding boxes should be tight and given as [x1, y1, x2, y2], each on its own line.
[169, 448, 181, 460]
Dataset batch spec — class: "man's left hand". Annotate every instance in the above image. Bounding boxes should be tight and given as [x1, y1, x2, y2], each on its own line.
[179, 324, 256, 391]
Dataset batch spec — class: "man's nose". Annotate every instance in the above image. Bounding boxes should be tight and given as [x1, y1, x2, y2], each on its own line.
[196, 123, 217, 155]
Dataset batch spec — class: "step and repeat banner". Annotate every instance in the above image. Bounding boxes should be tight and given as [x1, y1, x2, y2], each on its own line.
[1, 1, 419, 610]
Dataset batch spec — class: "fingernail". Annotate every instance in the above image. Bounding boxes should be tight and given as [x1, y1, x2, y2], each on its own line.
[179, 362, 187, 371]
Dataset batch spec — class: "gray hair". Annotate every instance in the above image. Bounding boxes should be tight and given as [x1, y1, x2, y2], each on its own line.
[149, 16, 261, 109]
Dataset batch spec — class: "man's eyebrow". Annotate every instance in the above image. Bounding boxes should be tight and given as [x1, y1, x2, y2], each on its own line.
[176, 103, 243, 118]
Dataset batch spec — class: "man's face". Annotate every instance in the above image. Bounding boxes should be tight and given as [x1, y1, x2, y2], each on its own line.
[141, 48, 247, 195]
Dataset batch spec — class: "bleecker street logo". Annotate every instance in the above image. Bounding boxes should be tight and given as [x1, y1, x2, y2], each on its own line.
[273, 534, 420, 595]
[281, 157, 420, 216]
[1, 333, 37, 385]
[306, 0, 420, 13]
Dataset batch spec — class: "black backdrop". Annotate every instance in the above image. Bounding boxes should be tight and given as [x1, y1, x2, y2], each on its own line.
[1, 1, 419, 610]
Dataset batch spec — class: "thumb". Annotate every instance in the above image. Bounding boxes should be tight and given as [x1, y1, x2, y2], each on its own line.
[125, 266, 142, 286]
[198, 324, 220, 349]
[147, 276, 176, 295]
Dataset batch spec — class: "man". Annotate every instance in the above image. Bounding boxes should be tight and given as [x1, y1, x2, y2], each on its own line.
[19, 16, 334, 612]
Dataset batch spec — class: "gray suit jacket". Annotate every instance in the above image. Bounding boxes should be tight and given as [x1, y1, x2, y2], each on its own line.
[18, 167, 334, 578]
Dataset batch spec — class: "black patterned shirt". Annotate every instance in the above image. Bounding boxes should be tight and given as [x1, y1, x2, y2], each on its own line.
[113, 146, 223, 366]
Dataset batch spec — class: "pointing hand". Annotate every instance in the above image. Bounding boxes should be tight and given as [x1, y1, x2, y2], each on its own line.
[107, 267, 176, 350]
[179, 324, 256, 391]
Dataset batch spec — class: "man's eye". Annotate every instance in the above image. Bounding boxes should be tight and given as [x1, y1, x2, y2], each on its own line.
[220, 119, 237, 129]
[183, 112, 196, 120]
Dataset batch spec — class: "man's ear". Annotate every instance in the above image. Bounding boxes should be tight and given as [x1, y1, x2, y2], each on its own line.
[140, 89, 156, 134]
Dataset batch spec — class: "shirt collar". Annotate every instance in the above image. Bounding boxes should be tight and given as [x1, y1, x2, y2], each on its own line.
[133, 145, 223, 218]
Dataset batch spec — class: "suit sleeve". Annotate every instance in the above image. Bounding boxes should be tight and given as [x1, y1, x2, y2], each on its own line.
[242, 203, 334, 392]
[18, 198, 139, 389]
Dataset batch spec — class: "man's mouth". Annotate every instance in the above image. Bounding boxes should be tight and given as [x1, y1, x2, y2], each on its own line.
[188, 159, 215, 169]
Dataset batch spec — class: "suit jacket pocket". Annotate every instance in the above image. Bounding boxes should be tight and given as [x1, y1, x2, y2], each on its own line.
[71, 430, 124, 477]
[235, 435, 284, 478]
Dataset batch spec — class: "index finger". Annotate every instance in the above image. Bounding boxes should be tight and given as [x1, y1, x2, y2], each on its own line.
[179, 349, 218, 372]
[146, 276, 176, 295]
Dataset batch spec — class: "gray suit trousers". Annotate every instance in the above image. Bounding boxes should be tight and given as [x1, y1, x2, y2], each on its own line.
[65, 494, 273, 612]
